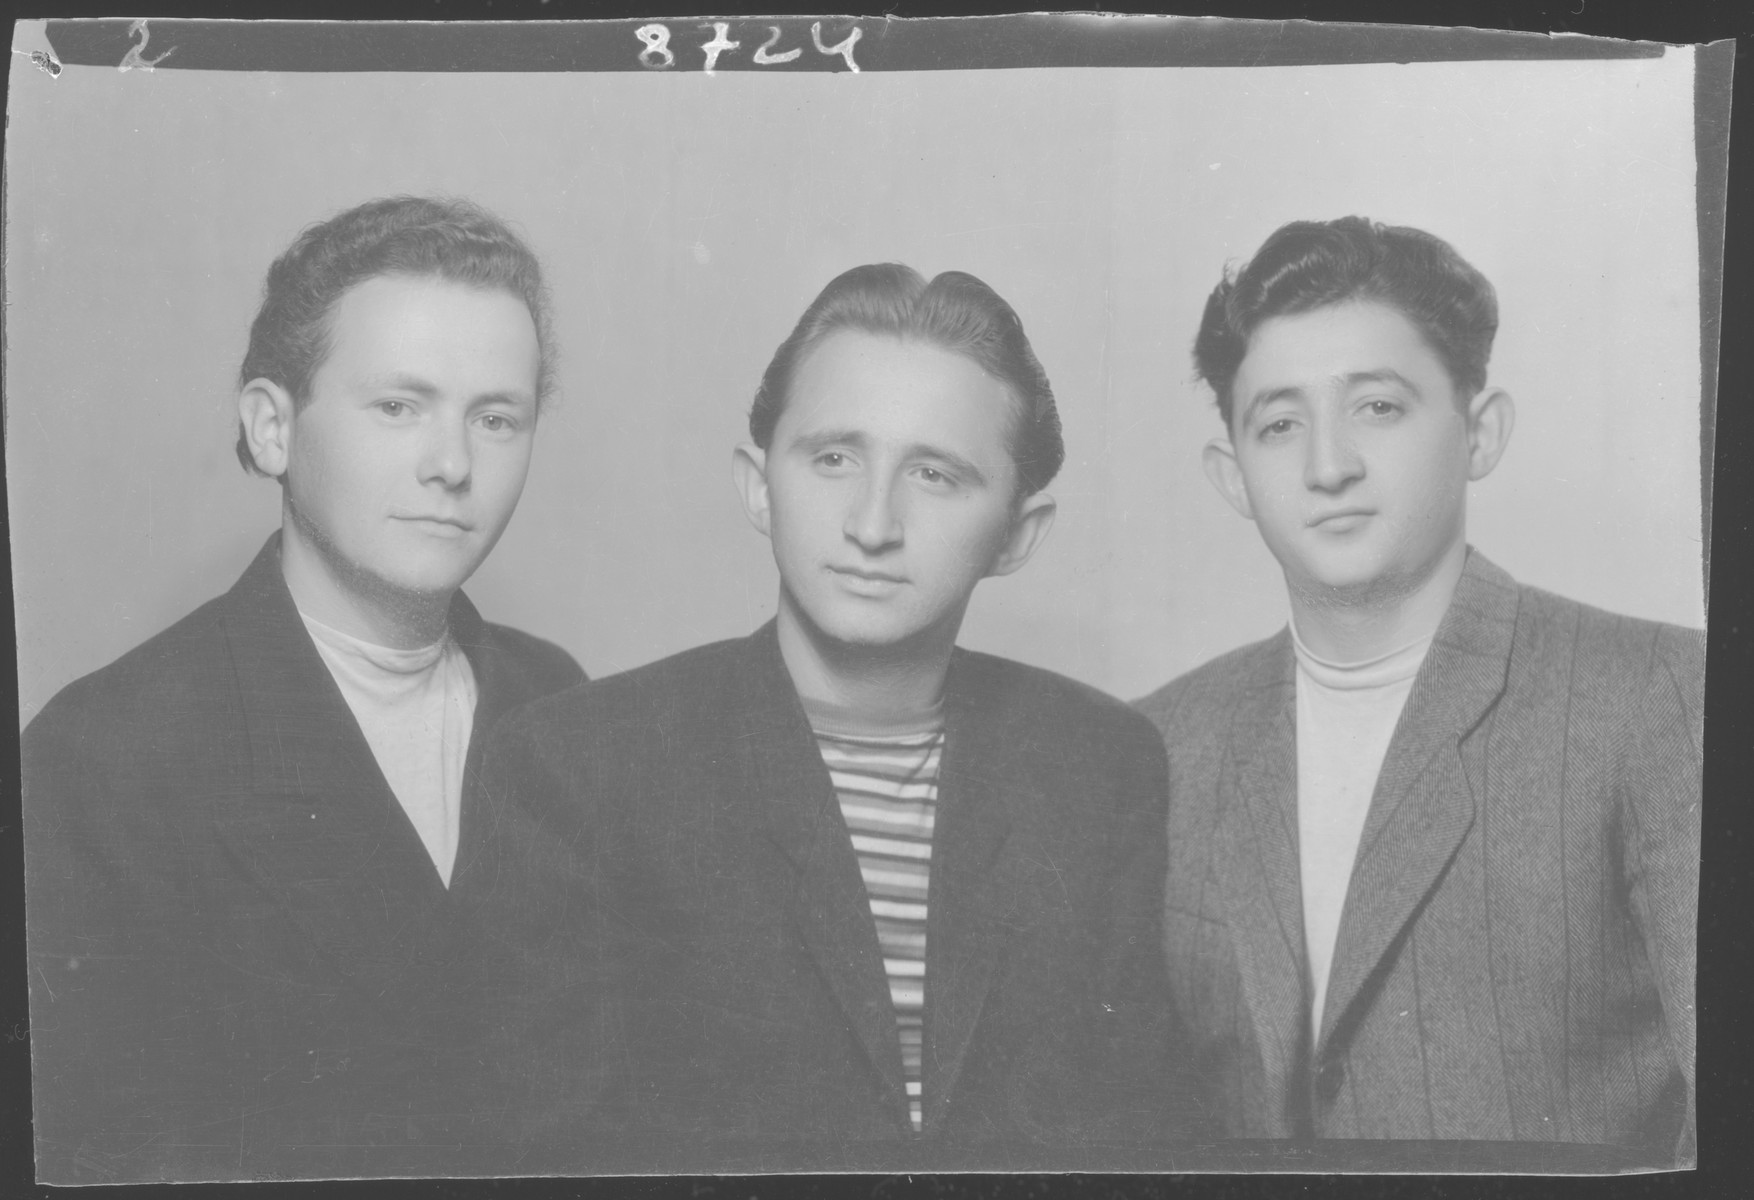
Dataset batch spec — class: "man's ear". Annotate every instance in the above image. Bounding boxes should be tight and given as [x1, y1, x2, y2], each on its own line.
[731, 442, 773, 537]
[1202, 437, 1255, 520]
[1465, 387, 1515, 481]
[986, 490, 1057, 579]
[238, 378, 296, 478]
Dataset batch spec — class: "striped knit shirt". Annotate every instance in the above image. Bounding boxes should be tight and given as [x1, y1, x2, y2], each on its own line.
[803, 695, 945, 1134]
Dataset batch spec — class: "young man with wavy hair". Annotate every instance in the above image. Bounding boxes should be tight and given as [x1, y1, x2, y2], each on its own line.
[23, 196, 583, 1182]
[485, 264, 1199, 1171]
[1137, 217, 1702, 1161]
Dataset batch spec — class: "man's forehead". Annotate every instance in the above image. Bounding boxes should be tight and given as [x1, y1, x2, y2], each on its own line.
[1239, 304, 1448, 385]
[323, 277, 536, 348]
[782, 336, 1016, 451]
[330, 272, 531, 316]
[309, 277, 540, 400]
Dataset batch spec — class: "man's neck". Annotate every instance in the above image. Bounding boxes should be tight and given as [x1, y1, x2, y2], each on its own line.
[279, 515, 452, 652]
[1288, 542, 1468, 664]
[774, 597, 956, 723]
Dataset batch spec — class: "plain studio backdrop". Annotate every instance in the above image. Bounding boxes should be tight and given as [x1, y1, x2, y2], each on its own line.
[7, 47, 1705, 726]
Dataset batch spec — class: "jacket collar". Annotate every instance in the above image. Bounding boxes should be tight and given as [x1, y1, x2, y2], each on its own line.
[1209, 627, 1307, 1134]
[731, 621, 908, 1121]
[1316, 548, 1519, 1051]
[730, 622, 1025, 1135]
[210, 533, 499, 1015]
[919, 648, 1024, 1131]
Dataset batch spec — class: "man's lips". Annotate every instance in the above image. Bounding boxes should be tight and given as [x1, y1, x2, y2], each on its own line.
[393, 514, 474, 533]
[1307, 508, 1375, 530]
[830, 566, 907, 585]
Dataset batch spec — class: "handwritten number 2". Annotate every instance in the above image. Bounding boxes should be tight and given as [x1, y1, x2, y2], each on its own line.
[752, 26, 802, 65]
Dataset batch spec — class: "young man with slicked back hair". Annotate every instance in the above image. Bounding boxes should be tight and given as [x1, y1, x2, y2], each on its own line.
[1137, 217, 1702, 1163]
[482, 264, 1202, 1171]
[23, 196, 584, 1183]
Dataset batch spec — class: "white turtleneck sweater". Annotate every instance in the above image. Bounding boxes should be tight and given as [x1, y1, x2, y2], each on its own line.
[1291, 623, 1432, 1043]
[299, 612, 478, 887]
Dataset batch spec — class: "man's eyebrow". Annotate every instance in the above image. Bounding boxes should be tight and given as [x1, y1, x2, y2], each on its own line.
[788, 428, 869, 455]
[467, 388, 536, 409]
[360, 373, 441, 399]
[904, 442, 990, 487]
[360, 374, 533, 407]
[1239, 369, 1424, 423]
[1343, 368, 1421, 394]
[786, 429, 992, 486]
[1239, 385, 1305, 424]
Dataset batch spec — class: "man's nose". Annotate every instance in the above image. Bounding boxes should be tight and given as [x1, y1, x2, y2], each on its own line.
[418, 416, 472, 490]
[1304, 417, 1363, 493]
[844, 475, 903, 552]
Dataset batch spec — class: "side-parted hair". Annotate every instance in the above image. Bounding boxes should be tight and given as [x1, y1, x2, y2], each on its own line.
[749, 263, 1065, 497]
[1193, 216, 1499, 428]
[235, 195, 554, 474]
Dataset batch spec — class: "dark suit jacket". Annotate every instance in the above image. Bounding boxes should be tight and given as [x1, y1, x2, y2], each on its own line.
[23, 534, 584, 1184]
[1136, 551, 1702, 1160]
[480, 622, 1202, 1173]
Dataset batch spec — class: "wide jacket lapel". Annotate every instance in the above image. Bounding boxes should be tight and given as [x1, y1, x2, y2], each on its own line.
[1318, 551, 1519, 1052]
[210, 536, 458, 1015]
[738, 625, 911, 1119]
[1211, 632, 1310, 1134]
[916, 651, 1022, 1132]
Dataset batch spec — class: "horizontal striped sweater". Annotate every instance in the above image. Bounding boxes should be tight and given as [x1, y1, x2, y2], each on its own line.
[804, 696, 945, 1134]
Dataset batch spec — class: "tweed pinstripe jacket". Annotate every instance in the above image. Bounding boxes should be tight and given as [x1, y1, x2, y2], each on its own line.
[1136, 550, 1702, 1159]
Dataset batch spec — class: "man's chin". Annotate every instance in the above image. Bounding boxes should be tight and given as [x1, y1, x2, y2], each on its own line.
[349, 553, 478, 606]
[1287, 564, 1391, 609]
[817, 622, 912, 652]
[379, 571, 474, 601]
[796, 608, 930, 656]
[1291, 560, 1446, 612]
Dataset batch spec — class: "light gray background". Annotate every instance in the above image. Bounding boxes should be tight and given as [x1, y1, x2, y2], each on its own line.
[7, 48, 1705, 727]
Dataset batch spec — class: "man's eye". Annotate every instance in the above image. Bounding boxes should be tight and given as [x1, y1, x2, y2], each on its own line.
[479, 413, 511, 433]
[1363, 399, 1400, 417]
[1261, 418, 1296, 437]
[818, 452, 846, 468]
[917, 467, 948, 485]
[378, 400, 410, 417]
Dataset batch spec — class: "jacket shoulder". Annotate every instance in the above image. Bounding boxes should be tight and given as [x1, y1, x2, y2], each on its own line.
[23, 592, 244, 840]
[26, 592, 234, 747]
[1513, 584, 1704, 698]
[478, 622, 589, 696]
[496, 634, 748, 740]
[951, 648, 1163, 754]
[1133, 633, 1279, 739]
